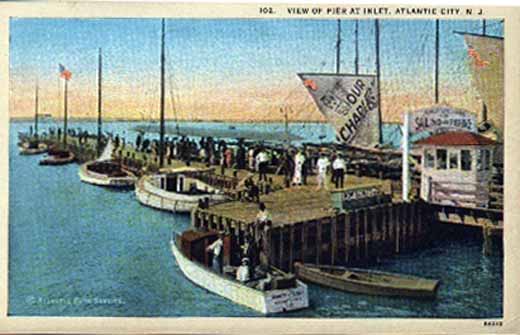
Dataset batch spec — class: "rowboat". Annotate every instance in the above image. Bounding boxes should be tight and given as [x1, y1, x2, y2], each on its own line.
[78, 139, 136, 188]
[294, 263, 439, 299]
[171, 231, 309, 314]
[39, 148, 75, 166]
[136, 167, 229, 213]
[19, 141, 48, 155]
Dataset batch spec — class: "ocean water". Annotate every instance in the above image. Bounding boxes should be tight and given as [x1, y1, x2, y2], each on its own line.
[8, 121, 502, 318]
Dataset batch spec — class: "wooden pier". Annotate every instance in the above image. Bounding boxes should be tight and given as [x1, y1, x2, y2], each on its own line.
[192, 185, 430, 272]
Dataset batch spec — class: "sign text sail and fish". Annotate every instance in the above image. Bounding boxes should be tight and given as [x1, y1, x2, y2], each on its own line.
[298, 73, 381, 147]
[409, 106, 477, 134]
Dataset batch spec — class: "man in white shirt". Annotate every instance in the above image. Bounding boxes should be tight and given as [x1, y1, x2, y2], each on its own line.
[206, 233, 224, 273]
[332, 153, 347, 188]
[256, 149, 270, 182]
[316, 153, 330, 190]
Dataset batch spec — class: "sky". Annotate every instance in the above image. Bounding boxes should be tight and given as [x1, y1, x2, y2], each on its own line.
[9, 18, 503, 122]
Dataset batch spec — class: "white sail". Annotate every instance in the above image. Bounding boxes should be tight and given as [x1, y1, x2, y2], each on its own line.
[298, 73, 381, 147]
[463, 34, 504, 141]
[97, 138, 114, 162]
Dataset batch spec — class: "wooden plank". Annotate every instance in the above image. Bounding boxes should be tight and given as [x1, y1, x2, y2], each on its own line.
[279, 227, 284, 270]
[331, 215, 338, 265]
[301, 222, 306, 263]
[363, 209, 369, 259]
[355, 210, 360, 260]
[289, 225, 295, 272]
[395, 203, 401, 253]
[316, 220, 322, 265]
[344, 212, 351, 264]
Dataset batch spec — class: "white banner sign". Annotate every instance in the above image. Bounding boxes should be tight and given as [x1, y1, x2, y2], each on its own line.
[409, 106, 477, 134]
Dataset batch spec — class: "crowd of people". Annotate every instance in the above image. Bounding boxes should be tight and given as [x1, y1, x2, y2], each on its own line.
[206, 202, 273, 284]
[42, 127, 350, 190]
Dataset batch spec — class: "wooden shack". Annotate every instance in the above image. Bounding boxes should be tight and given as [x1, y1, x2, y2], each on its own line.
[415, 131, 496, 208]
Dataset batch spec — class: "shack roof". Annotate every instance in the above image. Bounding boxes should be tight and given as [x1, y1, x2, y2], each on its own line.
[415, 131, 496, 147]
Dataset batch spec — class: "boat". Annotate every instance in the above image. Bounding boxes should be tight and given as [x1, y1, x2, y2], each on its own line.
[19, 82, 47, 155]
[135, 166, 228, 213]
[77, 50, 137, 188]
[171, 230, 309, 314]
[79, 140, 137, 188]
[294, 262, 439, 299]
[19, 141, 48, 155]
[39, 147, 75, 166]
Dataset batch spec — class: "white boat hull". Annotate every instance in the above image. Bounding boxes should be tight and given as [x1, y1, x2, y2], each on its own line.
[170, 239, 309, 314]
[135, 174, 228, 213]
[79, 162, 136, 188]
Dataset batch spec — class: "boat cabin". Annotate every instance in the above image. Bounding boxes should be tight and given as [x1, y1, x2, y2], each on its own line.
[415, 131, 496, 208]
[157, 168, 219, 195]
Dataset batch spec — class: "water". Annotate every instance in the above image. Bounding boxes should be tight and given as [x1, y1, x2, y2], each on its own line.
[8, 121, 502, 318]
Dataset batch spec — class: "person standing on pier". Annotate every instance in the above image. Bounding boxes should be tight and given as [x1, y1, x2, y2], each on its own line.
[332, 153, 347, 189]
[256, 148, 269, 182]
[316, 152, 330, 190]
[292, 150, 305, 186]
[206, 233, 224, 273]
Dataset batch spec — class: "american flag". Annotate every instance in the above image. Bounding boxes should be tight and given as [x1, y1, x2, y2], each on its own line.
[59, 64, 72, 81]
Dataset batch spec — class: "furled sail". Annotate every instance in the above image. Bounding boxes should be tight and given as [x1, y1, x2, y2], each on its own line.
[97, 138, 114, 162]
[298, 73, 381, 147]
[463, 33, 504, 142]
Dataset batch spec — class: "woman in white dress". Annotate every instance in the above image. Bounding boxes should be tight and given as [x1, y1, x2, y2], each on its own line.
[292, 151, 305, 186]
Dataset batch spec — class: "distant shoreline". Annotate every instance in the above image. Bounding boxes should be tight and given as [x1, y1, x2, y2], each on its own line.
[9, 117, 329, 124]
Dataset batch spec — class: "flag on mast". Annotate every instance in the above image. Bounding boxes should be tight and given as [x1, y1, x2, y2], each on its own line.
[59, 64, 72, 81]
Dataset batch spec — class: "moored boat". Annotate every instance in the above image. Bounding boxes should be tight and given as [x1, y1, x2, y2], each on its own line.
[136, 166, 229, 213]
[79, 139, 137, 188]
[19, 141, 48, 155]
[294, 262, 439, 299]
[79, 160, 136, 188]
[171, 230, 309, 314]
[39, 148, 75, 166]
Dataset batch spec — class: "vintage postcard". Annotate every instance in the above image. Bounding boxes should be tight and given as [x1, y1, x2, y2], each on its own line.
[0, 1, 519, 334]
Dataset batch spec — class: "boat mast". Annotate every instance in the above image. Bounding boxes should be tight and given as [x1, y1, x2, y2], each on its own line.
[97, 47, 103, 156]
[63, 76, 68, 145]
[159, 18, 166, 168]
[375, 19, 382, 144]
[434, 19, 440, 104]
[335, 19, 341, 74]
[354, 19, 359, 75]
[34, 81, 39, 139]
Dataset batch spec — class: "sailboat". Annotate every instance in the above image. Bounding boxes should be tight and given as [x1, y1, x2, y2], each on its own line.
[40, 64, 75, 165]
[19, 82, 48, 155]
[298, 19, 383, 149]
[135, 19, 229, 213]
[78, 48, 137, 188]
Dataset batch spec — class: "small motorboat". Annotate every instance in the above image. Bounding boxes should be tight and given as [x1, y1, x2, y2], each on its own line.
[19, 141, 48, 155]
[171, 230, 309, 314]
[136, 166, 229, 213]
[294, 263, 439, 299]
[39, 148, 75, 166]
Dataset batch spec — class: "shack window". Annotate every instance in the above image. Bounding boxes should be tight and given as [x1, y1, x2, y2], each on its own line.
[436, 149, 447, 170]
[425, 149, 435, 169]
[461, 150, 472, 171]
[449, 151, 458, 169]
